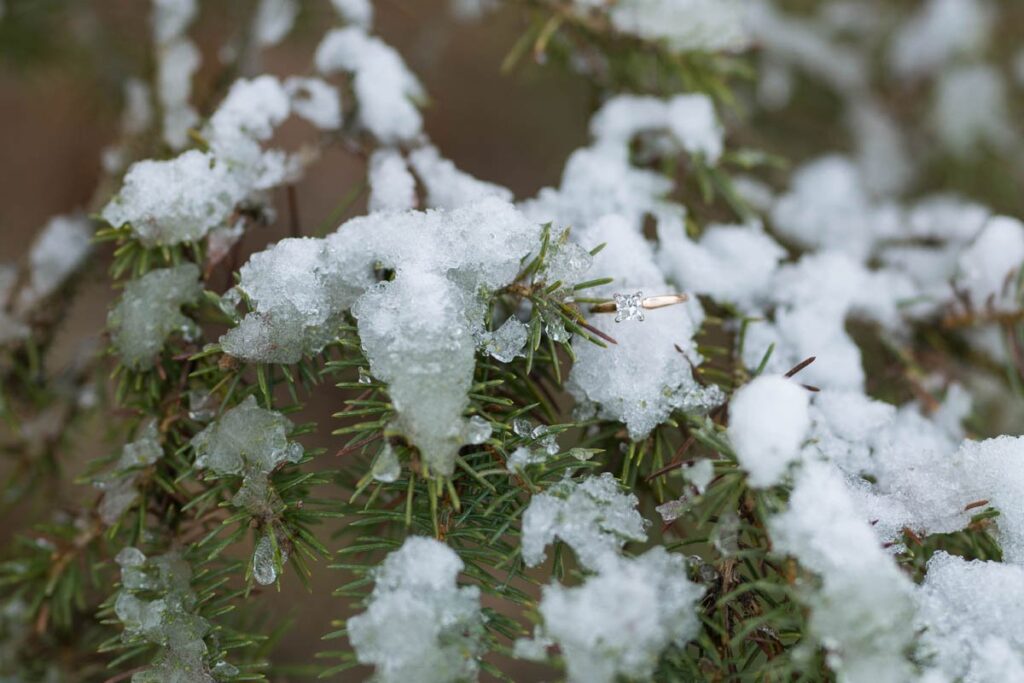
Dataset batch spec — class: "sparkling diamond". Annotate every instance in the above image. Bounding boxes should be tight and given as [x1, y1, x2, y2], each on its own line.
[613, 290, 644, 322]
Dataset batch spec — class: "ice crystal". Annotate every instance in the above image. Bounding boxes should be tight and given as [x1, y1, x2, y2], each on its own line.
[108, 264, 202, 370]
[95, 422, 163, 525]
[190, 396, 303, 514]
[607, 0, 750, 53]
[481, 317, 528, 363]
[916, 552, 1024, 681]
[113, 547, 216, 682]
[464, 416, 492, 445]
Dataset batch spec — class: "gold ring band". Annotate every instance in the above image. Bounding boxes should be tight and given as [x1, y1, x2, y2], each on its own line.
[589, 293, 688, 314]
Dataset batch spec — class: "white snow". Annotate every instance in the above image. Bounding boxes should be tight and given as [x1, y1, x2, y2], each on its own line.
[728, 375, 810, 488]
[347, 537, 482, 683]
[367, 148, 417, 212]
[529, 548, 704, 683]
[521, 473, 648, 570]
[315, 27, 424, 143]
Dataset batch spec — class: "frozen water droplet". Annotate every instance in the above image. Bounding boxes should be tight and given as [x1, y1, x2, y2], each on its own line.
[613, 290, 644, 323]
[187, 390, 215, 422]
[508, 446, 546, 473]
[545, 317, 570, 343]
[531, 425, 549, 439]
[656, 499, 687, 522]
[513, 418, 532, 437]
[465, 415, 492, 445]
[568, 447, 598, 461]
[712, 512, 740, 556]
[212, 661, 240, 677]
[253, 534, 280, 585]
[219, 287, 241, 317]
[482, 317, 529, 363]
[358, 367, 373, 384]
[371, 444, 400, 482]
[116, 547, 147, 568]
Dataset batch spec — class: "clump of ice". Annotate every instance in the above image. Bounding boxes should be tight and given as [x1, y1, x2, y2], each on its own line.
[95, 422, 163, 525]
[540, 237, 593, 290]
[223, 198, 541, 476]
[108, 264, 202, 370]
[367, 148, 417, 212]
[190, 395, 303, 515]
[113, 546, 220, 682]
[770, 462, 919, 683]
[608, 0, 750, 53]
[747, 1, 867, 94]
[464, 416, 492, 445]
[916, 552, 1024, 681]
[507, 446, 547, 474]
[521, 473, 647, 570]
[151, 0, 196, 45]
[656, 459, 714, 522]
[728, 375, 810, 488]
[407, 145, 513, 209]
[480, 317, 528, 363]
[315, 27, 424, 143]
[221, 236, 358, 363]
[347, 537, 483, 683]
[523, 548, 704, 683]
